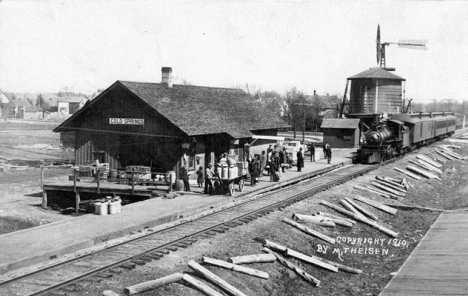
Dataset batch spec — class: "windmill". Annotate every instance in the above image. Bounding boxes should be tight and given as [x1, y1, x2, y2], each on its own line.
[376, 24, 428, 69]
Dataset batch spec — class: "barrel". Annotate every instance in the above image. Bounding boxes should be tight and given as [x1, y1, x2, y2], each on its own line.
[109, 169, 118, 178]
[95, 202, 108, 215]
[229, 166, 238, 179]
[108, 201, 118, 215]
[115, 199, 122, 213]
[222, 166, 229, 179]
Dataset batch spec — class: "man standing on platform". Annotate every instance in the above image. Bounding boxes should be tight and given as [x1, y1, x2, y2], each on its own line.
[297, 148, 304, 172]
[204, 163, 214, 194]
[309, 143, 315, 162]
[180, 165, 190, 192]
[279, 147, 286, 172]
[325, 143, 332, 164]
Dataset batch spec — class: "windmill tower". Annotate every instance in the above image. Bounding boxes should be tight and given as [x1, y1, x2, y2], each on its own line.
[339, 25, 428, 117]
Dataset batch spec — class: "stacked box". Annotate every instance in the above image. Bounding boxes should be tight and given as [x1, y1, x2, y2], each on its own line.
[228, 166, 238, 179]
[126, 166, 151, 173]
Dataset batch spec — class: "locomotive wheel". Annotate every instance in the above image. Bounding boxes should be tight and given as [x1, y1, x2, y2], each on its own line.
[228, 183, 235, 196]
[238, 179, 244, 192]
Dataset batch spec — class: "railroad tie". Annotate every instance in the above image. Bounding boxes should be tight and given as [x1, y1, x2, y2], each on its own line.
[145, 253, 162, 260]
[119, 262, 137, 269]
[131, 259, 147, 266]
[136, 255, 153, 262]
[156, 249, 171, 255]
[164, 246, 178, 252]
[94, 273, 113, 279]
[212, 228, 227, 233]
[108, 269, 123, 274]
[174, 242, 191, 248]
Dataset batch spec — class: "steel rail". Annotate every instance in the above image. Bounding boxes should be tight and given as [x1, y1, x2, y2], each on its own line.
[1, 163, 382, 296]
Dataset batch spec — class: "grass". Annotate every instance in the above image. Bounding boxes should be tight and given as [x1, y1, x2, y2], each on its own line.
[0, 216, 40, 235]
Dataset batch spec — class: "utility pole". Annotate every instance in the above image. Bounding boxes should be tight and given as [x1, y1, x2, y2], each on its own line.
[294, 102, 314, 144]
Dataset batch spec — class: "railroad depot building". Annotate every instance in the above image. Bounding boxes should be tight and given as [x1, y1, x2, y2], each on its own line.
[54, 67, 289, 179]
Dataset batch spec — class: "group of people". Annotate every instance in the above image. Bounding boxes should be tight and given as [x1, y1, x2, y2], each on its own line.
[249, 144, 290, 185]
[179, 142, 333, 193]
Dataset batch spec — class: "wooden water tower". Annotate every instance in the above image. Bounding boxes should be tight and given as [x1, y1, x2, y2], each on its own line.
[347, 67, 406, 115]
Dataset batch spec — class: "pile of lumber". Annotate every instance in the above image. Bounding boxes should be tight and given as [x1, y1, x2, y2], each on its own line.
[393, 145, 466, 181]
[354, 176, 410, 201]
[119, 253, 277, 295]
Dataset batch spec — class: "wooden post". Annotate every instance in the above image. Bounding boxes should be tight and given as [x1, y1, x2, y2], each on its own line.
[315, 211, 356, 225]
[320, 200, 399, 237]
[263, 247, 321, 287]
[416, 159, 443, 174]
[75, 191, 80, 214]
[371, 182, 406, 198]
[343, 197, 379, 221]
[42, 190, 47, 209]
[354, 184, 392, 199]
[123, 273, 183, 295]
[284, 248, 338, 272]
[169, 173, 172, 192]
[202, 257, 269, 279]
[291, 213, 336, 227]
[374, 179, 407, 193]
[182, 274, 224, 296]
[352, 195, 397, 215]
[306, 253, 363, 274]
[73, 168, 77, 193]
[375, 176, 407, 190]
[417, 154, 443, 167]
[282, 217, 335, 244]
[96, 169, 101, 194]
[406, 165, 441, 180]
[131, 171, 135, 195]
[40, 166, 44, 190]
[339, 199, 364, 217]
[188, 260, 248, 296]
[228, 254, 276, 265]
[393, 167, 422, 180]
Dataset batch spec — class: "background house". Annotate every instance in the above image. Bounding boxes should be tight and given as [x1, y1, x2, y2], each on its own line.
[23, 106, 43, 120]
[57, 96, 88, 115]
[8, 99, 32, 118]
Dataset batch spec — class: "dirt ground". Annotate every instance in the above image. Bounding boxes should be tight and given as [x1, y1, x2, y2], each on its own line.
[0, 121, 74, 233]
[62, 136, 468, 296]
[1, 122, 468, 295]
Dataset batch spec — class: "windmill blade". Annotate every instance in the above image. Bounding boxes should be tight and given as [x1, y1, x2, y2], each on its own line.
[397, 39, 428, 50]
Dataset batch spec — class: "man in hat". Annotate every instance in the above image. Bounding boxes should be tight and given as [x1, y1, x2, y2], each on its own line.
[297, 147, 304, 172]
[204, 163, 214, 194]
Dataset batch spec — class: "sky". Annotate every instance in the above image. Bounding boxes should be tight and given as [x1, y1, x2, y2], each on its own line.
[0, 0, 467, 104]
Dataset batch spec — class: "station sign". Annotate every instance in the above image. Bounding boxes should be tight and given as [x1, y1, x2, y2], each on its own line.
[109, 118, 144, 125]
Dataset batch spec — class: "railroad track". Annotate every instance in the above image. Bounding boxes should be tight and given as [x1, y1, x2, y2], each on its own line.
[0, 163, 381, 296]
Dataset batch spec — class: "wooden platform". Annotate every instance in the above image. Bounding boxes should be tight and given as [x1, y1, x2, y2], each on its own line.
[380, 212, 468, 296]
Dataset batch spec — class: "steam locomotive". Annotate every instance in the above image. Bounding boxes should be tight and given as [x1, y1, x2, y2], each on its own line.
[357, 112, 456, 163]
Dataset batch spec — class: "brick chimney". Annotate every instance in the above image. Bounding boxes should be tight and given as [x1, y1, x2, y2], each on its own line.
[161, 67, 173, 87]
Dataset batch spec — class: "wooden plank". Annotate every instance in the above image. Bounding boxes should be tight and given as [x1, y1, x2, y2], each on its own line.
[320, 200, 398, 237]
[202, 257, 269, 279]
[282, 218, 335, 244]
[343, 197, 379, 221]
[394, 167, 422, 180]
[352, 195, 397, 215]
